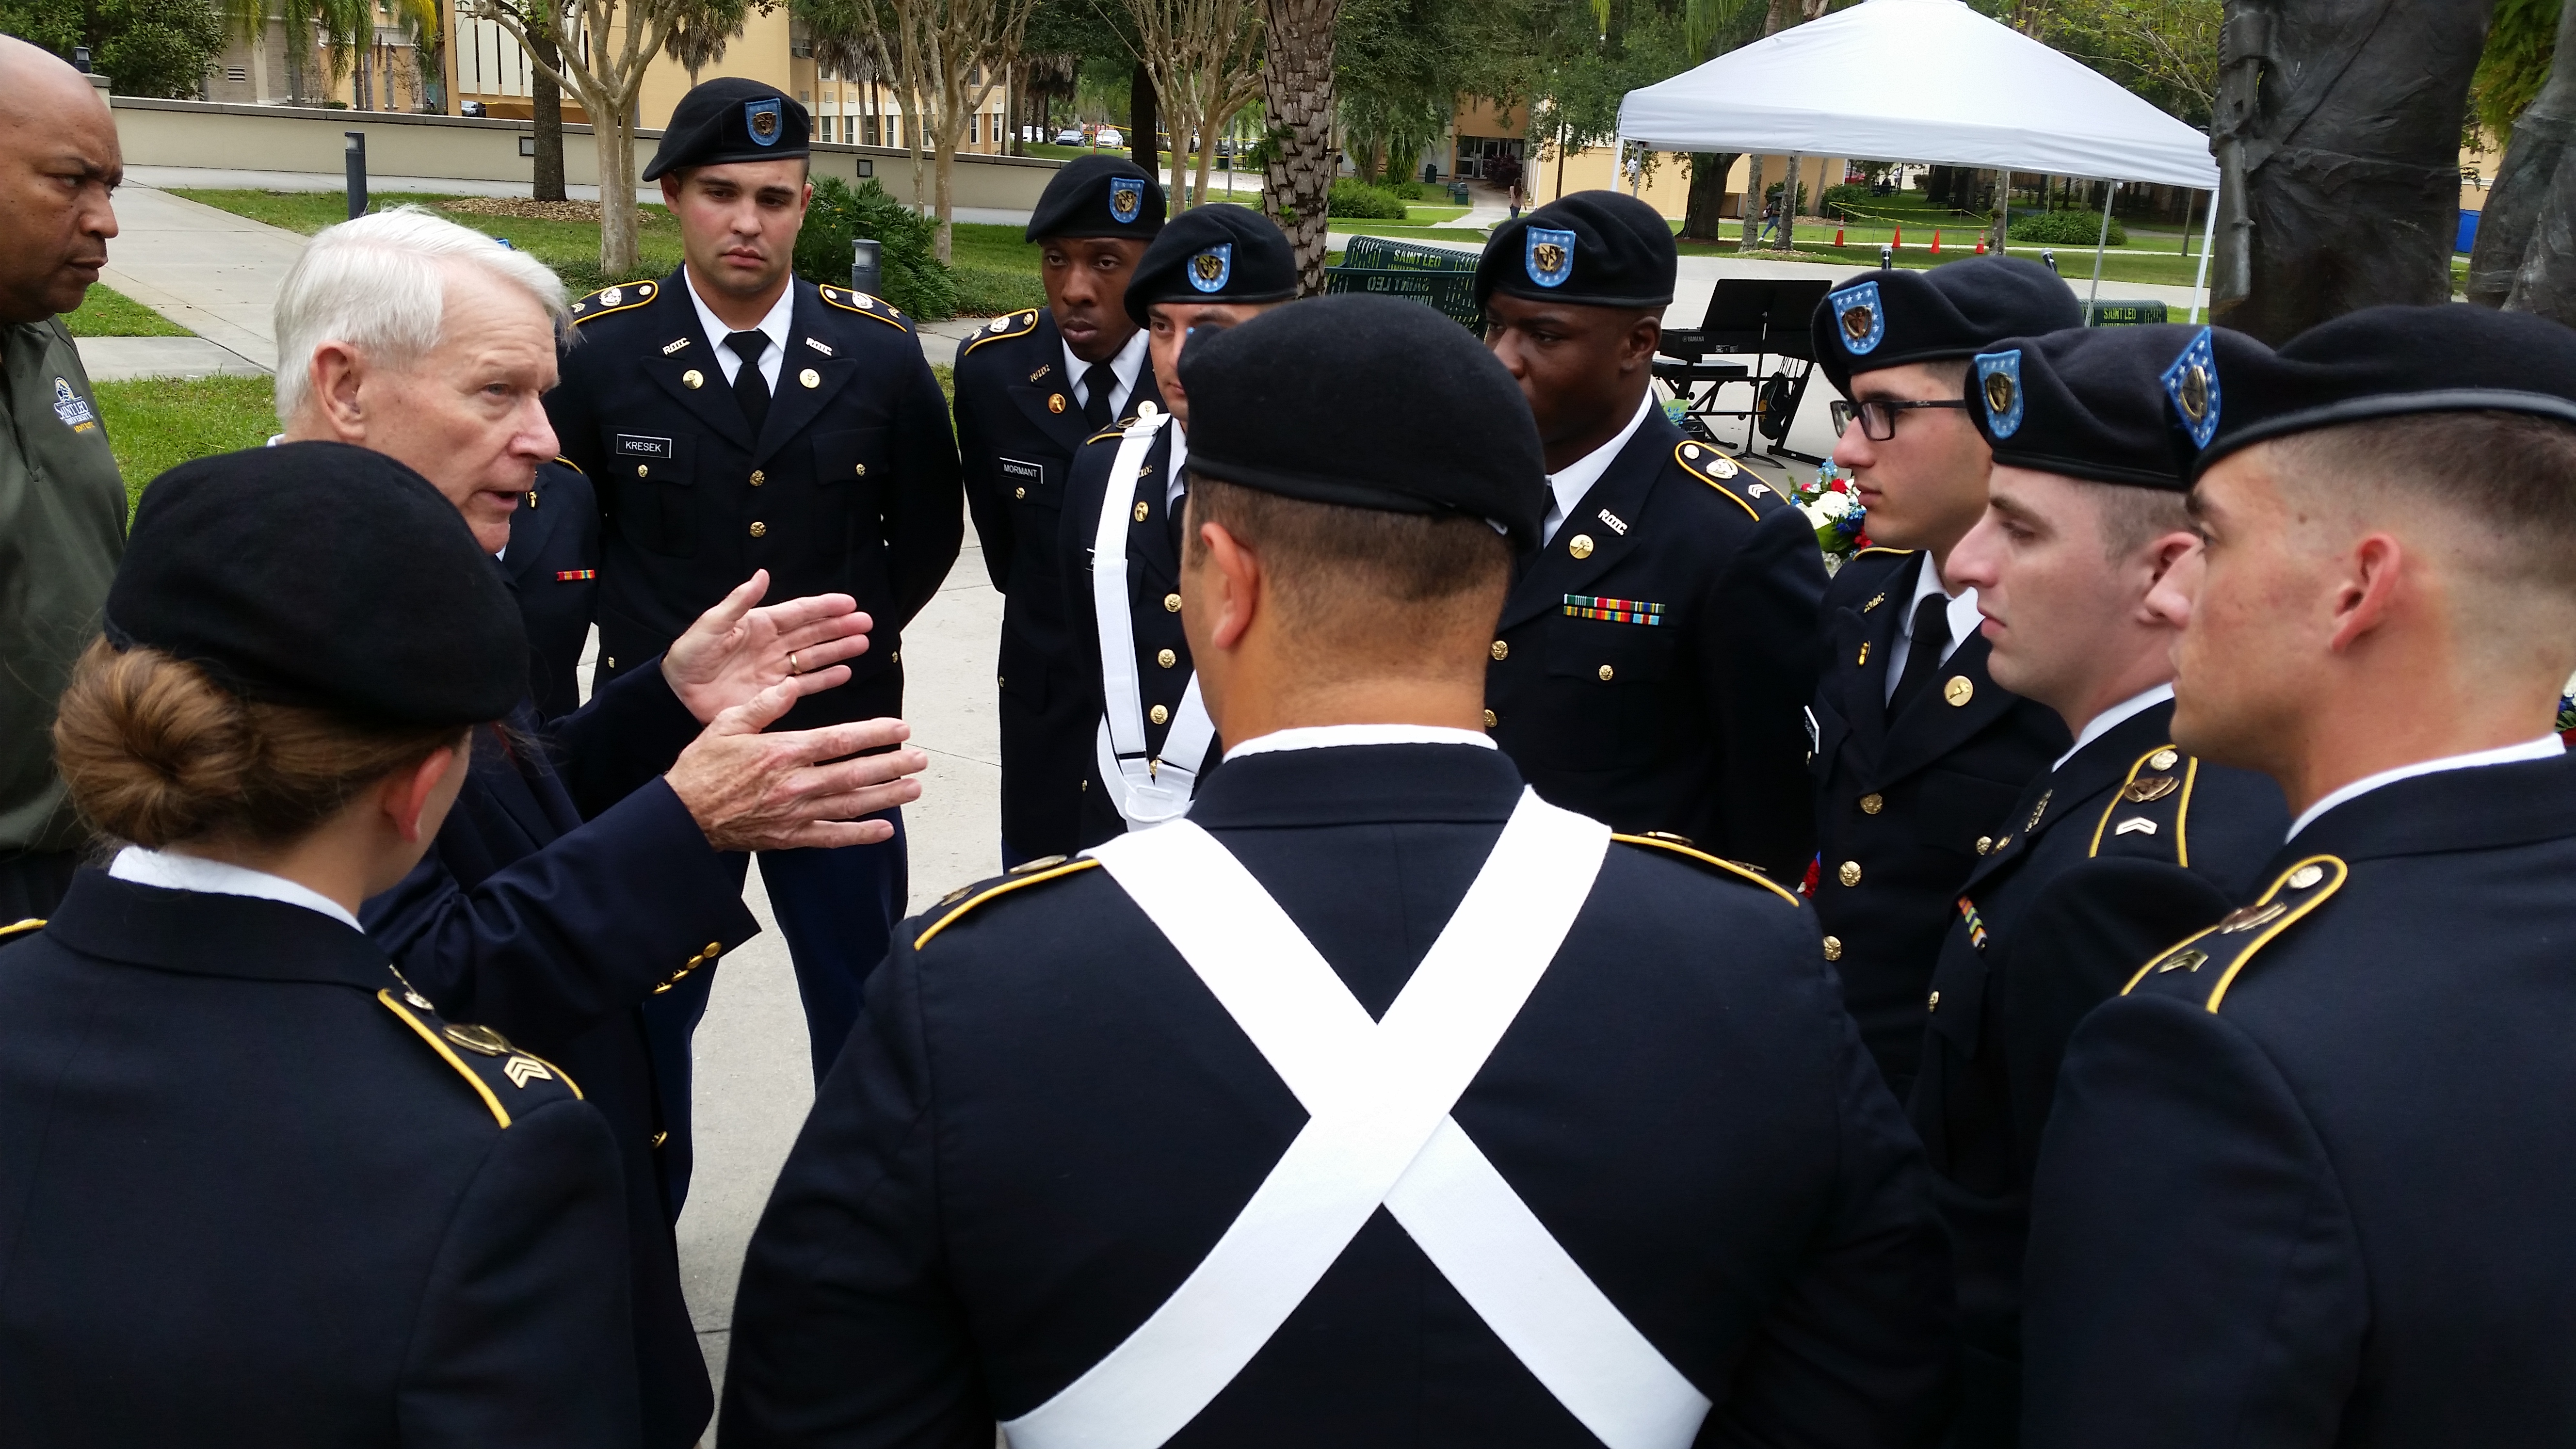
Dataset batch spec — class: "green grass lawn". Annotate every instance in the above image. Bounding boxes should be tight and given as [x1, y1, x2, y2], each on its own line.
[63, 285, 190, 338]
[93, 375, 275, 510]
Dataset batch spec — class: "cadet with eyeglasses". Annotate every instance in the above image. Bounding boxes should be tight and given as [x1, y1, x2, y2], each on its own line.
[1806, 260, 2077, 1098]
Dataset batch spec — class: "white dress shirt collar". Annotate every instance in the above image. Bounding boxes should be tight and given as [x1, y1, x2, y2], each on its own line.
[1882, 552, 1983, 704]
[2287, 734, 2566, 838]
[1541, 390, 1658, 547]
[109, 845, 363, 931]
[686, 274, 795, 393]
[2053, 681, 2174, 771]
[1224, 723, 1499, 761]
[1064, 328, 1150, 421]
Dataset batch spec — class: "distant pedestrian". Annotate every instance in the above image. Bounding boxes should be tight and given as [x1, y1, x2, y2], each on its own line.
[0, 36, 126, 923]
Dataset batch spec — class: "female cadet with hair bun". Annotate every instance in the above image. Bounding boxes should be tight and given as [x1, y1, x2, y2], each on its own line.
[0, 442, 640, 1447]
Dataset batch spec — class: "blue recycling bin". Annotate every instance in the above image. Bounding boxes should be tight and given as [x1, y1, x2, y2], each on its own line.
[2459, 209, 2481, 256]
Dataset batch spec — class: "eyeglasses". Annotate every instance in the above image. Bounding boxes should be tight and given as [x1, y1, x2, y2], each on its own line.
[1829, 397, 1970, 441]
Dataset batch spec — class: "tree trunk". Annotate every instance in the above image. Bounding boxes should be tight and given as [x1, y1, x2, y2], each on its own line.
[2503, 146, 2576, 320]
[1259, 0, 1339, 293]
[1990, 169, 2010, 248]
[1738, 153, 1764, 248]
[1682, 153, 1736, 240]
[2210, 0, 2496, 343]
[1129, 60, 1158, 173]
[595, 96, 639, 274]
[530, 24, 566, 203]
[2470, 0, 2576, 307]
[934, 138, 955, 261]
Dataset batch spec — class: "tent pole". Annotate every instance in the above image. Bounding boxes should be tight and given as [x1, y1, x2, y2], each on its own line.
[2190, 188, 2218, 322]
[2084, 180, 2114, 325]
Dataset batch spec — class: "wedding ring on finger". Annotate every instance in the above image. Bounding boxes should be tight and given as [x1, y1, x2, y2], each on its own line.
[787, 650, 802, 675]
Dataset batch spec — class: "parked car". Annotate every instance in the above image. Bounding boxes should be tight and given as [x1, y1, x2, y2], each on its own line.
[1054, 127, 1084, 145]
[1095, 126, 1124, 148]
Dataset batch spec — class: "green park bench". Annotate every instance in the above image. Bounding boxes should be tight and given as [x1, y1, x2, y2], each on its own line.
[1338, 236, 1480, 272]
[2085, 300, 2169, 326]
[1320, 265, 1483, 330]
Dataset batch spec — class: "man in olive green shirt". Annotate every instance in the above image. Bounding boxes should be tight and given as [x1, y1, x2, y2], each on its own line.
[0, 37, 128, 920]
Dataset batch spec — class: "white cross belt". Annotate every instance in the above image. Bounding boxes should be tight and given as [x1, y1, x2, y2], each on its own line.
[1001, 789, 1710, 1449]
[1090, 408, 1212, 829]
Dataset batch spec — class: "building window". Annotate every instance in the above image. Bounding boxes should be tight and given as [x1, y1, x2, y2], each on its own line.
[864, 114, 879, 146]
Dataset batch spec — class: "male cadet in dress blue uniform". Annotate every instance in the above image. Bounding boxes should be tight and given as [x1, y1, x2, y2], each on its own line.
[1478, 192, 1826, 884]
[1057, 205, 1295, 847]
[546, 78, 963, 1079]
[722, 293, 1949, 1449]
[1806, 259, 2077, 1098]
[509, 458, 601, 722]
[955, 157, 1164, 864]
[0, 447, 636, 1444]
[1905, 325, 2288, 1448]
[2023, 306, 2576, 1449]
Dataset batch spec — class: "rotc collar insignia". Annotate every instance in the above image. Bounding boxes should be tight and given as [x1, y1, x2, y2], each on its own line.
[745, 97, 784, 145]
[1188, 242, 1233, 293]
[51, 376, 95, 429]
[1975, 348, 2025, 438]
[2163, 325, 2222, 449]
[1110, 176, 1145, 223]
[1828, 280, 1884, 354]
[1524, 226, 1576, 288]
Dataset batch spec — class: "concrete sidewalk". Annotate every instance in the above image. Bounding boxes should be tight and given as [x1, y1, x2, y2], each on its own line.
[96, 184, 305, 372]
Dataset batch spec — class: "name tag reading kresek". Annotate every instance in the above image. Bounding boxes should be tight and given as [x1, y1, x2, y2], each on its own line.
[1001, 790, 1710, 1449]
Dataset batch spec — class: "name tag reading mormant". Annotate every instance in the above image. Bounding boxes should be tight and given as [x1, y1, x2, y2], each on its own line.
[1000, 457, 1045, 486]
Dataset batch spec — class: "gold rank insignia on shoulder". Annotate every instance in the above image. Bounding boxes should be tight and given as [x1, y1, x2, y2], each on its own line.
[377, 990, 583, 1127]
[914, 857, 1103, 950]
[571, 280, 656, 324]
[2123, 774, 2180, 802]
[2121, 853, 2347, 1009]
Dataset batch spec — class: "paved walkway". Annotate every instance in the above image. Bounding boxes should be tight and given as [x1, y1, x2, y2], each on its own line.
[95, 184, 305, 372]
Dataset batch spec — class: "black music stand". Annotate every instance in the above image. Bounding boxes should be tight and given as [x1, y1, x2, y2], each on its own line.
[1654, 277, 1834, 465]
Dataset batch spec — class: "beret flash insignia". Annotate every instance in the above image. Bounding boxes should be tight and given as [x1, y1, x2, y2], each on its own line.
[1829, 280, 1884, 354]
[1976, 348, 2025, 438]
[1110, 176, 1144, 223]
[746, 97, 783, 144]
[1525, 227, 1576, 288]
[1188, 242, 1232, 292]
[2163, 325, 2222, 449]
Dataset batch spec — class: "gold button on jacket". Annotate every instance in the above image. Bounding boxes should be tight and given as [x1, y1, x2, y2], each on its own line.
[749, 521, 768, 538]
[1156, 648, 1176, 668]
[1148, 704, 1169, 725]
[1860, 793, 1884, 815]
[1838, 860, 1863, 887]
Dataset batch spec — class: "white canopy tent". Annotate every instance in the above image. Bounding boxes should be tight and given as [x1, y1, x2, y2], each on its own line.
[1616, 0, 2220, 317]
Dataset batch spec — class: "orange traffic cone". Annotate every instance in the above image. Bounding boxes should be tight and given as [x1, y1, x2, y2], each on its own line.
[1974, 236, 1987, 255]
[1931, 228, 1941, 255]
[1892, 225, 1903, 249]
[1834, 226, 1845, 247]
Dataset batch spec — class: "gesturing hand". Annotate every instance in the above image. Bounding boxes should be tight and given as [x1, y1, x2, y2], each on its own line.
[664, 672, 929, 852]
[662, 569, 877, 725]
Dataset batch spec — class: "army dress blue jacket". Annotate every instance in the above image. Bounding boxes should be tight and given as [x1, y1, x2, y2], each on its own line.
[506, 459, 602, 723]
[954, 308, 1164, 855]
[2023, 749, 2576, 1449]
[0, 874, 637, 1446]
[363, 661, 760, 1449]
[1057, 417, 1219, 848]
[720, 742, 1951, 1447]
[547, 271, 963, 731]
[1809, 548, 2067, 1098]
[1486, 414, 1828, 884]
[1906, 693, 2285, 1447]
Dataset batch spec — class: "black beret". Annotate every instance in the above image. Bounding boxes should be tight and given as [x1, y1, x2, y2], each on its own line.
[2173, 304, 2576, 477]
[1476, 190, 1676, 311]
[1813, 258, 2079, 396]
[1966, 324, 2206, 490]
[643, 78, 808, 181]
[105, 442, 526, 727]
[1123, 205, 1297, 326]
[1181, 294, 1546, 551]
[1027, 155, 1165, 242]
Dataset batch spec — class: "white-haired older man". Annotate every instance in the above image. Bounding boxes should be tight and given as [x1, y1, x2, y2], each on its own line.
[274, 205, 922, 1449]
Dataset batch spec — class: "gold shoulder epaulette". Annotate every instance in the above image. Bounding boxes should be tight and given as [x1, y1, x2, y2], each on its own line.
[0, 916, 44, 950]
[914, 855, 1100, 949]
[1673, 440, 1791, 522]
[549, 454, 584, 476]
[2090, 743, 2197, 864]
[1852, 545, 1911, 558]
[1611, 832, 1801, 907]
[960, 307, 1039, 355]
[377, 989, 584, 1128]
[567, 279, 659, 324]
[2121, 854, 2347, 1012]
[817, 285, 913, 332]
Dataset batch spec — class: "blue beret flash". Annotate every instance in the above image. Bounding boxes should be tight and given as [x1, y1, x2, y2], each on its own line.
[1525, 227, 1576, 288]
[2162, 326, 2222, 449]
[1188, 242, 1233, 293]
[1110, 176, 1145, 224]
[1829, 280, 1884, 354]
[745, 97, 784, 146]
[1976, 349, 2025, 438]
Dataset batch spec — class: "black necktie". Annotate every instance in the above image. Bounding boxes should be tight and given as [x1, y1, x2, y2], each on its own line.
[1081, 361, 1119, 430]
[726, 330, 771, 435]
[1888, 592, 1952, 721]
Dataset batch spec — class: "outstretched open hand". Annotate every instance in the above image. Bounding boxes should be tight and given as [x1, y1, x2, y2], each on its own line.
[662, 570, 875, 725]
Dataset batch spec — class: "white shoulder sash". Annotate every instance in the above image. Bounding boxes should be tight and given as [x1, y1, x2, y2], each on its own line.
[1090, 407, 1214, 829]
